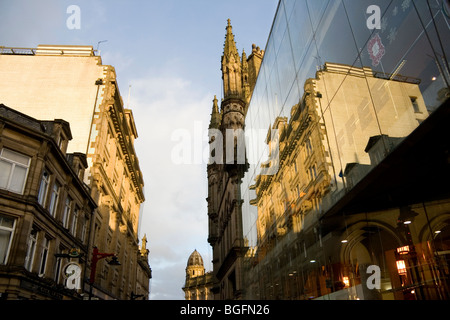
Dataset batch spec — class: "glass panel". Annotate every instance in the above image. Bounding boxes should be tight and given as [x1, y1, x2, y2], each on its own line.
[0, 229, 12, 264]
[314, 1, 360, 69]
[306, 0, 331, 31]
[1, 148, 29, 166]
[289, 0, 314, 71]
[0, 215, 15, 229]
[9, 165, 27, 193]
[240, 0, 450, 300]
[276, 29, 297, 108]
[0, 161, 12, 189]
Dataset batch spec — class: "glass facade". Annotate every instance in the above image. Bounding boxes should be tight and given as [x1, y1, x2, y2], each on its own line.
[241, 0, 450, 299]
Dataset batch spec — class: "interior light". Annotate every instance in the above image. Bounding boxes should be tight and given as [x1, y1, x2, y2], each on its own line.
[404, 220, 412, 225]
[396, 260, 407, 275]
[435, 230, 441, 234]
[343, 276, 350, 287]
[310, 260, 316, 263]
[341, 239, 348, 243]
[431, 76, 437, 81]
[397, 245, 410, 254]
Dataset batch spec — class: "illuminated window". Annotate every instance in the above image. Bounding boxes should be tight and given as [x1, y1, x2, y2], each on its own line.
[396, 260, 407, 275]
[397, 245, 410, 255]
[343, 276, 350, 287]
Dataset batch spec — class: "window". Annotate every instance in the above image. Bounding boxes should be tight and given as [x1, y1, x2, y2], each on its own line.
[54, 253, 62, 284]
[410, 97, 420, 113]
[62, 197, 73, 229]
[54, 246, 66, 284]
[0, 214, 16, 265]
[39, 237, 50, 276]
[48, 181, 61, 217]
[38, 170, 50, 206]
[71, 207, 79, 235]
[308, 165, 317, 181]
[24, 228, 37, 271]
[305, 138, 313, 157]
[80, 216, 88, 243]
[0, 148, 30, 194]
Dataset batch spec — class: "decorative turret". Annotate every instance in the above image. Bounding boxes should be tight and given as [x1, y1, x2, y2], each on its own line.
[186, 250, 205, 278]
[222, 19, 243, 99]
[209, 95, 221, 129]
[220, 20, 248, 175]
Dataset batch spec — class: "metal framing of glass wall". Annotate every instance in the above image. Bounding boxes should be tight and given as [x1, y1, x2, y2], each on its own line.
[241, 0, 450, 300]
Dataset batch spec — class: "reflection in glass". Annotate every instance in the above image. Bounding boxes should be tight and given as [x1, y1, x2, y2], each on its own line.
[240, 0, 450, 300]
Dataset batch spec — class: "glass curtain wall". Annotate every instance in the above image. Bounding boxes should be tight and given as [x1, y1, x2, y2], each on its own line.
[241, 0, 450, 300]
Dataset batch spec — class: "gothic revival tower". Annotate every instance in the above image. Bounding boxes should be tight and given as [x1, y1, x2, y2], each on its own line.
[206, 20, 263, 300]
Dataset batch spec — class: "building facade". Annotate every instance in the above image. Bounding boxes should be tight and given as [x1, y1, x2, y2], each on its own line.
[206, 20, 263, 300]
[0, 45, 151, 299]
[207, 0, 450, 300]
[182, 250, 214, 300]
[0, 104, 96, 299]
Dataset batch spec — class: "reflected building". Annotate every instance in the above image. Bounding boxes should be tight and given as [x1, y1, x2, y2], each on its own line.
[237, 0, 450, 300]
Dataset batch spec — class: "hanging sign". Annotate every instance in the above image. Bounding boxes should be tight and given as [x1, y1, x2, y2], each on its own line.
[64, 262, 82, 290]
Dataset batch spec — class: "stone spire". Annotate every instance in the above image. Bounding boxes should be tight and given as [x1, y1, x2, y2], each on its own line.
[221, 19, 242, 99]
[209, 95, 221, 129]
[223, 19, 239, 61]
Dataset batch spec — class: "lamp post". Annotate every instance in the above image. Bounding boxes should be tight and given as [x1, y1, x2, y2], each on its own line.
[88, 246, 120, 300]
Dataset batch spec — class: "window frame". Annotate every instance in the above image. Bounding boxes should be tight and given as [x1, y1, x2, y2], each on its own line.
[24, 228, 38, 271]
[48, 180, 61, 218]
[0, 148, 31, 194]
[0, 214, 16, 265]
[38, 169, 51, 207]
[38, 236, 50, 276]
[62, 196, 73, 229]
[70, 207, 79, 236]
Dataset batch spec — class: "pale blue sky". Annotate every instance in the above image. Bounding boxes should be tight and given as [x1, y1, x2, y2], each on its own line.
[0, 0, 278, 299]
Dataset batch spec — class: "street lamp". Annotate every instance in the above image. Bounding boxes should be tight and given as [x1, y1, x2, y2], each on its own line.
[88, 246, 120, 300]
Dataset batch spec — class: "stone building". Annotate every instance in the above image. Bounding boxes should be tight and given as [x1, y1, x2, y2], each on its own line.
[182, 250, 213, 300]
[0, 104, 97, 299]
[0, 45, 151, 299]
[206, 20, 263, 300]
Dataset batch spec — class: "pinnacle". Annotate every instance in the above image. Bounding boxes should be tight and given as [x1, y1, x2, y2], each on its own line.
[223, 19, 239, 58]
